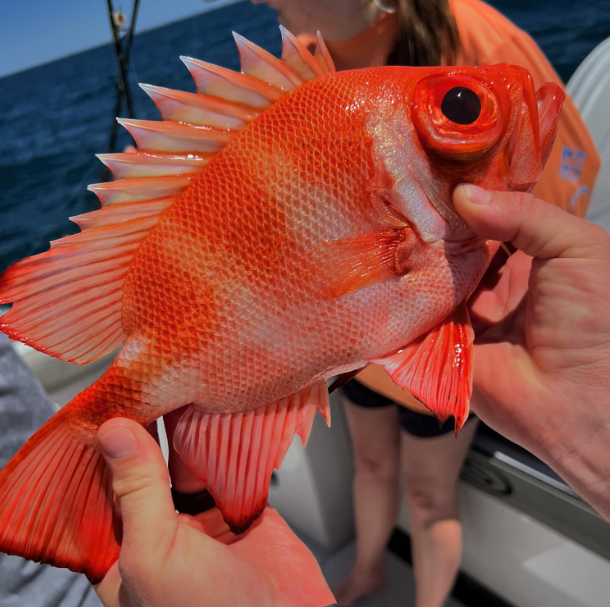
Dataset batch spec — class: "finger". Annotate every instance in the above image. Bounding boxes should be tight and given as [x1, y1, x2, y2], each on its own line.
[176, 512, 206, 533]
[94, 561, 121, 607]
[453, 184, 610, 260]
[188, 507, 234, 539]
[469, 251, 532, 335]
[163, 408, 207, 494]
[98, 418, 178, 564]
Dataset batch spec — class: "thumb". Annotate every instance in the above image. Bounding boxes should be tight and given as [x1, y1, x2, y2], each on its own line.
[453, 184, 609, 260]
[98, 418, 178, 565]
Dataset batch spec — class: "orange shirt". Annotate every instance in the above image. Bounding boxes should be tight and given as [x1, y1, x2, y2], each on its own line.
[300, 0, 600, 412]
[452, 0, 599, 218]
[299, 0, 600, 218]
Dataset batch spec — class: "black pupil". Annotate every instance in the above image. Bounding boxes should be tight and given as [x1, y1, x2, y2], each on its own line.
[441, 87, 481, 125]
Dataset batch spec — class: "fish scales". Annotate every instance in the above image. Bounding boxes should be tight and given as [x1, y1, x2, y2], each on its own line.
[0, 28, 564, 582]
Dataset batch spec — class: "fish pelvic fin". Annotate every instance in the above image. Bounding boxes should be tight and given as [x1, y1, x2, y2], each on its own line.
[372, 303, 474, 434]
[172, 382, 331, 533]
[0, 27, 332, 363]
[0, 404, 119, 583]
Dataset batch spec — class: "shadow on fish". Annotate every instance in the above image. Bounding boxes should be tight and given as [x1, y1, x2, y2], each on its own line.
[0, 27, 563, 582]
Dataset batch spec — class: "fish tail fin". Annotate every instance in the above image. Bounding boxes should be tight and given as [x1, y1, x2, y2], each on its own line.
[173, 382, 331, 533]
[0, 399, 119, 583]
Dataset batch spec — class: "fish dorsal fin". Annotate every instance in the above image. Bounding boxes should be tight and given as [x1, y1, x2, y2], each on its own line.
[314, 31, 336, 74]
[234, 32, 302, 91]
[0, 28, 331, 364]
[279, 26, 326, 81]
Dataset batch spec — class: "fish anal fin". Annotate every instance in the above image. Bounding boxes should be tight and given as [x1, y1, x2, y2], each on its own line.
[0, 407, 119, 583]
[372, 303, 474, 434]
[173, 382, 331, 533]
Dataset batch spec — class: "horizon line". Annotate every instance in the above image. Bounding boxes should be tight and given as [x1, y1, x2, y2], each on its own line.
[0, 0, 241, 81]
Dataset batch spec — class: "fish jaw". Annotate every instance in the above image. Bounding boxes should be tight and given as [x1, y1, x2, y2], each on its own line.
[504, 69, 565, 190]
[535, 82, 564, 179]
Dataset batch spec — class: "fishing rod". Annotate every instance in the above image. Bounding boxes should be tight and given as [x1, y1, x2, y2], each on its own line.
[103, 0, 141, 179]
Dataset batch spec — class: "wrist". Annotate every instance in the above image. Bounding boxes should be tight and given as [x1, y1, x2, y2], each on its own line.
[473, 385, 610, 522]
[540, 419, 610, 521]
[527, 385, 610, 522]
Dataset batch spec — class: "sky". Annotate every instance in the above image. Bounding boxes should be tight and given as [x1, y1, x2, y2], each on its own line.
[0, 0, 237, 78]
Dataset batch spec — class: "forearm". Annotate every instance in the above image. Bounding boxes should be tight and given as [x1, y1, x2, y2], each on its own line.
[472, 387, 610, 523]
[539, 420, 610, 522]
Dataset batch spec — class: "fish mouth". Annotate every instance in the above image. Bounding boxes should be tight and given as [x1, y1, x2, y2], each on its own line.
[507, 77, 564, 187]
[536, 82, 564, 166]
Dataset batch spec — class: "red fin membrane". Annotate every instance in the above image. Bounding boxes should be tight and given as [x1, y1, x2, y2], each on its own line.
[173, 382, 331, 533]
[0, 184, 188, 363]
[312, 231, 411, 298]
[372, 304, 474, 434]
[0, 408, 118, 583]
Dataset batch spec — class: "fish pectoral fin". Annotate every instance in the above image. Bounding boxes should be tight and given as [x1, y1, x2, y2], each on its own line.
[312, 229, 414, 298]
[0, 407, 119, 583]
[171, 382, 331, 533]
[371, 303, 474, 434]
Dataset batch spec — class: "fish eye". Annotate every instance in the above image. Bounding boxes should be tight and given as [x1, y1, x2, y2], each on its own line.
[441, 87, 482, 125]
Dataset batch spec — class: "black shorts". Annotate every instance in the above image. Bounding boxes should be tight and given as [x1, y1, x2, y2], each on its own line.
[341, 378, 475, 438]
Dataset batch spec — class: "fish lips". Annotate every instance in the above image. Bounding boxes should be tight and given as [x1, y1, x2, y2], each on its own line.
[537, 82, 565, 167]
[507, 78, 564, 188]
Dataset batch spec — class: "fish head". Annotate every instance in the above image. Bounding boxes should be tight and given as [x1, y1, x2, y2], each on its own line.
[369, 65, 564, 241]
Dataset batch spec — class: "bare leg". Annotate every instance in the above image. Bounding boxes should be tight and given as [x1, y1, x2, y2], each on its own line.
[401, 418, 479, 607]
[334, 397, 401, 605]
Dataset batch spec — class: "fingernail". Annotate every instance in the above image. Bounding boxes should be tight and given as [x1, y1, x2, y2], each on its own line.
[462, 184, 491, 205]
[99, 426, 138, 459]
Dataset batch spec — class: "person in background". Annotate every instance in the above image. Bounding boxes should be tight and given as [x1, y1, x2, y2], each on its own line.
[92, 186, 610, 607]
[0, 334, 102, 607]
[252, 0, 601, 604]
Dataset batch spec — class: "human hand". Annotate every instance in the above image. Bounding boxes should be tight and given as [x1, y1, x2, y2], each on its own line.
[453, 185, 610, 520]
[94, 417, 335, 607]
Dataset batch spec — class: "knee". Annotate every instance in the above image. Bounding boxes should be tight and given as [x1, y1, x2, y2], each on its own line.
[353, 449, 399, 481]
[405, 478, 458, 523]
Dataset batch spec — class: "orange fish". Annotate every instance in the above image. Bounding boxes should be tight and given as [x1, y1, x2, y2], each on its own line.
[0, 28, 563, 582]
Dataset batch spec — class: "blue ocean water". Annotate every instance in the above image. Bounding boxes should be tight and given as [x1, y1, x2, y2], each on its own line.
[0, 0, 608, 274]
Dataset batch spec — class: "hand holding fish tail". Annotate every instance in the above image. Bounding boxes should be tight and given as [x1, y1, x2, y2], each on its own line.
[94, 418, 335, 607]
[454, 184, 610, 521]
